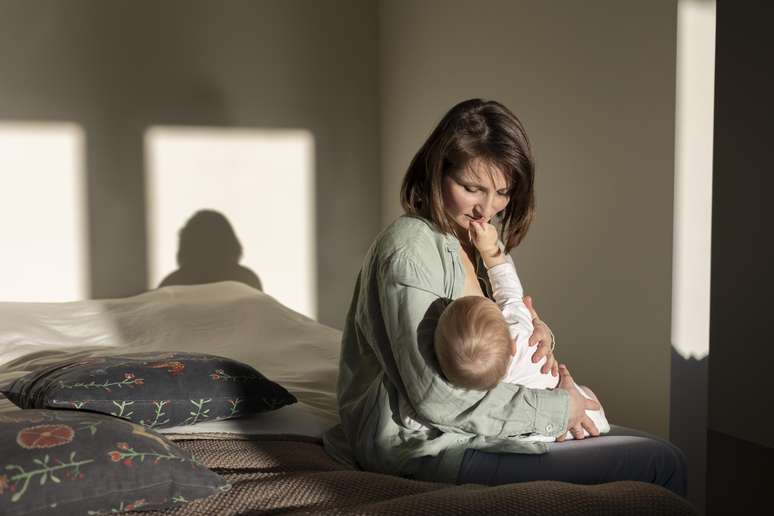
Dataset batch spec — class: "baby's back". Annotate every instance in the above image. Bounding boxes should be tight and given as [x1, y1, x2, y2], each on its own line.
[502, 325, 559, 389]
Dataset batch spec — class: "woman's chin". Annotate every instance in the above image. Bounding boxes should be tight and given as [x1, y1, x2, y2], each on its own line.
[455, 218, 471, 231]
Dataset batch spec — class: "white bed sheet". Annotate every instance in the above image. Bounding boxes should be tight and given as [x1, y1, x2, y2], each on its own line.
[0, 281, 341, 438]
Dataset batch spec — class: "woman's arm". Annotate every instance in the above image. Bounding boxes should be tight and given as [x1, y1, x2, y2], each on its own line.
[379, 251, 570, 439]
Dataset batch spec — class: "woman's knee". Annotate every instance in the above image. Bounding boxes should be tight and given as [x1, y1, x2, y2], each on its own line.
[648, 438, 688, 496]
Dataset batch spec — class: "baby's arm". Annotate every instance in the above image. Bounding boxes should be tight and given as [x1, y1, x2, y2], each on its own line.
[487, 258, 534, 337]
[470, 221, 557, 388]
[469, 221, 533, 336]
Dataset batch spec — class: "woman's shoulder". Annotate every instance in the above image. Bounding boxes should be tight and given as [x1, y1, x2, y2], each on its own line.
[366, 215, 452, 295]
[376, 215, 455, 259]
[382, 214, 435, 237]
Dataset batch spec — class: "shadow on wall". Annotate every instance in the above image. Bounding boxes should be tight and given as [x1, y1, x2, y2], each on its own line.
[158, 210, 262, 291]
[670, 348, 707, 514]
[0, 1, 378, 328]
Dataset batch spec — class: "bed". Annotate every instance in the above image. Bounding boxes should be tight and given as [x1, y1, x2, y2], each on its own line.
[0, 282, 697, 515]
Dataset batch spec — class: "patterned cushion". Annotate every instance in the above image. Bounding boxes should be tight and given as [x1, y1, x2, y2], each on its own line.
[0, 409, 229, 515]
[2, 352, 296, 429]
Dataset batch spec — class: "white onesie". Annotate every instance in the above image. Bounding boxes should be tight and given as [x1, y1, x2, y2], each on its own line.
[399, 254, 610, 441]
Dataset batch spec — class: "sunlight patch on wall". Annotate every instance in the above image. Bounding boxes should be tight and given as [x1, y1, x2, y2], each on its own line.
[671, 0, 716, 360]
[0, 122, 88, 302]
[145, 127, 316, 319]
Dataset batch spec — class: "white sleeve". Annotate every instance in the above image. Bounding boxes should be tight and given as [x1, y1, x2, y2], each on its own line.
[486, 254, 534, 340]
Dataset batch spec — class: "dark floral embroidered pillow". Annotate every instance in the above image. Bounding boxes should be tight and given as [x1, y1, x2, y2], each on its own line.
[2, 352, 296, 429]
[0, 409, 229, 515]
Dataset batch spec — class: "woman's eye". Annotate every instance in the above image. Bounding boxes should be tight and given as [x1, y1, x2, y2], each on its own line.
[497, 190, 510, 197]
[464, 186, 478, 193]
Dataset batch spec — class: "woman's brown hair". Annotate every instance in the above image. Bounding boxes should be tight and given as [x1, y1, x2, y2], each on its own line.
[400, 98, 536, 252]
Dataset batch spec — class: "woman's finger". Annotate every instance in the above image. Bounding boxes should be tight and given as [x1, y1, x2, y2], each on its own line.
[551, 360, 559, 377]
[580, 416, 599, 437]
[556, 364, 574, 390]
[532, 346, 546, 363]
[523, 295, 539, 320]
[541, 352, 556, 375]
[528, 321, 547, 347]
[531, 338, 548, 359]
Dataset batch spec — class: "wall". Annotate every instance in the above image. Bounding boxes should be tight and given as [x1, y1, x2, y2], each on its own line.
[707, 1, 774, 512]
[0, 0, 380, 329]
[380, 0, 677, 437]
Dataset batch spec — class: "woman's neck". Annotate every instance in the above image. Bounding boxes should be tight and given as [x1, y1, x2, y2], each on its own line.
[453, 225, 478, 264]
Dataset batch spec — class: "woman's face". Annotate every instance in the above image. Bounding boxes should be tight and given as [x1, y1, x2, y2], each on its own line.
[442, 159, 510, 232]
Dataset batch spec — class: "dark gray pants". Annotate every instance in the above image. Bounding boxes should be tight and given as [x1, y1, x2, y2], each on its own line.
[455, 425, 687, 497]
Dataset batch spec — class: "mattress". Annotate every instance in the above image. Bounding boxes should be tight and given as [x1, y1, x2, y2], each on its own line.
[0, 281, 341, 439]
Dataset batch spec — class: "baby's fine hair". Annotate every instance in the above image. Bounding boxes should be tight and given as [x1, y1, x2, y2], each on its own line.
[434, 296, 512, 391]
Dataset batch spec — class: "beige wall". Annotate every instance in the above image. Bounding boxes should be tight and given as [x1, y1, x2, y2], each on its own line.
[380, 0, 677, 437]
[0, 0, 380, 330]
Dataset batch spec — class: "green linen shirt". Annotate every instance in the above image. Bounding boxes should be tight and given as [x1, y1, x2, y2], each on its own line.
[322, 215, 570, 483]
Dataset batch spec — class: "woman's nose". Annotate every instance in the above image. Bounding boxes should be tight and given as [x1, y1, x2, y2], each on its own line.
[474, 196, 496, 220]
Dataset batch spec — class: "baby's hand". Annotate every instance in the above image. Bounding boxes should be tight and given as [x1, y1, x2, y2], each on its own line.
[468, 220, 500, 257]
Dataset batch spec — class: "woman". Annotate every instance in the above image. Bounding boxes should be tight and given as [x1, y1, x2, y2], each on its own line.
[323, 99, 686, 495]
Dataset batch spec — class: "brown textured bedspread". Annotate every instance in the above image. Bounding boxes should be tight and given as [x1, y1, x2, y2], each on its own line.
[144, 433, 697, 515]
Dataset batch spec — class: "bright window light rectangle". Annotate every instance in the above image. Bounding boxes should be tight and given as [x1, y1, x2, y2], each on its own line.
[145, 126, 316, 319]
[0, 122, 87, 302]
[671, 0, 715, 361]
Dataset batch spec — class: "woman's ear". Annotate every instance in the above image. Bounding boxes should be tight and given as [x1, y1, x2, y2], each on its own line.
[511, 339, 518, 356]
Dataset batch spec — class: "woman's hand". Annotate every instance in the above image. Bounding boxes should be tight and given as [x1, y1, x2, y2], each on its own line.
[523, 296, 558, 376]
[556, 365, 601, 441]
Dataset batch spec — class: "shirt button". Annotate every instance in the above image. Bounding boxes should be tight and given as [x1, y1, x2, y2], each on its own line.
[545, 424, 553, 432]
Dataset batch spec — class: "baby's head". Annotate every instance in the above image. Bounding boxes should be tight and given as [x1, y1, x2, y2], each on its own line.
[434, 296, 514, 391]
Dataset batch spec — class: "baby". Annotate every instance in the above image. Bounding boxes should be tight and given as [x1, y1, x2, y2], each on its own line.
[399, 221, 609, 441]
